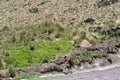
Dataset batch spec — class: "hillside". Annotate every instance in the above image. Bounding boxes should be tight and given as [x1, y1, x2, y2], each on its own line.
[0, 0, 120, 79]
[0, 0, 120, 28]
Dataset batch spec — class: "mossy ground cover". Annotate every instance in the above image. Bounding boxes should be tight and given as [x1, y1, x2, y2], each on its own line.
[0, 20, 74, 68]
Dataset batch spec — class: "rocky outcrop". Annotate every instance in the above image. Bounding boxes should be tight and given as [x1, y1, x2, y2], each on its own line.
[23, 63, 63, 73]
[80, 39, 92, 48]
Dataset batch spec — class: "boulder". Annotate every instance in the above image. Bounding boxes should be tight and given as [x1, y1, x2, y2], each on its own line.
[118, 48, 120, 54]
[116, 19, 120, 25]
[80, 39, 92, 48]
[52, 56, 66, 65]
[23, 66, 39, 73]
[92, 58, 110, 67]
[83, 62, 94, 69]
[84, 18, 95, 23]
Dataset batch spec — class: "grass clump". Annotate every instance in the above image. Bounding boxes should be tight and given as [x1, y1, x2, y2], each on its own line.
[0, 20, 73, 68]
[6, 40, 73, 68]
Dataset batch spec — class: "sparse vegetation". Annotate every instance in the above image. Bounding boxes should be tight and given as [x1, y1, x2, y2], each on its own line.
[29, 7, 39, 13]
[0, 0, 120, 79]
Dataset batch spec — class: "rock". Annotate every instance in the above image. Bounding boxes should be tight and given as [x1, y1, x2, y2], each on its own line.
[118, 48, 120, 54]
[108, 54, 120, 63]
[52, 53, 72, 66]
[63, 69, 72, 75]
[73, 29, 86, 47]
[80, 39, 92, 48]
[23, 63, 63, 73]
[79, 65, 84, 70]
[52, 56, 66, 65]
[39, 63, 63, 73]
[84, 18, 95, 23]
[92, 58, 110, 67]
[73, 47, 87, 57]
[85, 41, 113, 51]
[23, 66, 38, 73]
[83, 62, 94, 69]
[116, 19, 120, 25]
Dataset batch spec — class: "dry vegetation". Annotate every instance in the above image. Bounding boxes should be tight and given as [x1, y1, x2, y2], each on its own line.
[0, 0, 120, 27]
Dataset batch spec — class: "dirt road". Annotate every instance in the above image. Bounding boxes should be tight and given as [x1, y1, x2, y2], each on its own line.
[43, 67, 120, 80]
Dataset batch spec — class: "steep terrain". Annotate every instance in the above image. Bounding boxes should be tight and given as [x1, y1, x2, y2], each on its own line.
[0, 0, 120, 28]
[0, 0, 120, 79]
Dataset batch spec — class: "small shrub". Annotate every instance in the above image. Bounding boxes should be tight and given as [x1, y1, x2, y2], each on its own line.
[29, 7, 39, 13]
